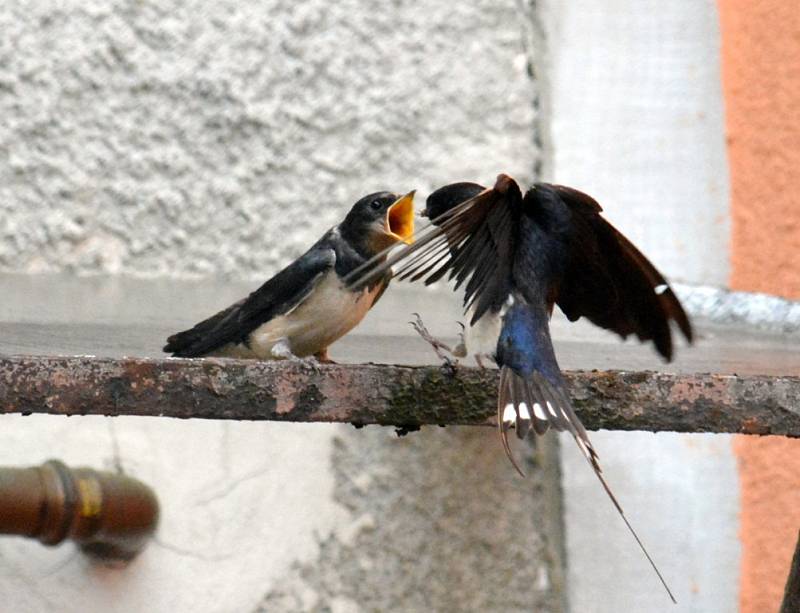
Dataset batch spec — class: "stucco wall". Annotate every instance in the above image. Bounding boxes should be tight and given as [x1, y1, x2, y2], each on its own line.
[0, 1, 761, 612]
[0, 415, 565, 613]
[0, 2, 571, 612]
[0, 0, 537, 279]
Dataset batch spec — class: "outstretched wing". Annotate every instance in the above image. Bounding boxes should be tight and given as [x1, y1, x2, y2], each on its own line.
[535, 184, 692, 360]
[346, 174, 519, 324]
[164, 248, 336, 357]
[348, 176, 692, 361]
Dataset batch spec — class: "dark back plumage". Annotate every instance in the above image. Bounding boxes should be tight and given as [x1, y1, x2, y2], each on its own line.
[163, 237, 338, 357]
[165, 191, 406, 358]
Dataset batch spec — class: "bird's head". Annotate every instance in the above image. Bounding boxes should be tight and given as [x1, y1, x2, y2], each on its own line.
[341, 191, 416, 255]
[423, 182, 486, 224]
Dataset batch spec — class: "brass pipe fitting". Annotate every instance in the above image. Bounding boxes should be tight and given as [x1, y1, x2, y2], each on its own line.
[0, 460, 159, 560]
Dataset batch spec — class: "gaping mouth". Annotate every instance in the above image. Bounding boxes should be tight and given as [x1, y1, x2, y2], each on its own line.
[385, 191, 415, 244]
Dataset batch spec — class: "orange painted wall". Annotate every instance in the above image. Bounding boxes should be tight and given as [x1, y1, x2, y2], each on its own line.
[718, 1, 800, 612]
[719, 0, 800, 299]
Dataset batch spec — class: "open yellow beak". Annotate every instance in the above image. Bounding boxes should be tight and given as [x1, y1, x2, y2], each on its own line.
[386, 191, 415, 244]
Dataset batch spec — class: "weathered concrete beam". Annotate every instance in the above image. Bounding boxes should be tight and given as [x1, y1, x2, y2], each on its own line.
[0, 356, 798, 436]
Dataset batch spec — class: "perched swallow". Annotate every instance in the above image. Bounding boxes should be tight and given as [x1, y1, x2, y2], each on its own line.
[164, 191, 415, 361]
[348, 174, 692, 602]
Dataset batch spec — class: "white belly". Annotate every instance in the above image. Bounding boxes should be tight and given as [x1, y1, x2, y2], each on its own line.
[466, 307, 502, 358]
[216, 272, 382, 359]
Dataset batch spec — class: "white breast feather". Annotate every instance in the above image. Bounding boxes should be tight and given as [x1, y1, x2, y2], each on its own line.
[219, 270, 381, 359]
[465, 305, 502, 357]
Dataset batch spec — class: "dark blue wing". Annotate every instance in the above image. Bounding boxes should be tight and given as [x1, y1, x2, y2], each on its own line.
[530, 184, 693, 360]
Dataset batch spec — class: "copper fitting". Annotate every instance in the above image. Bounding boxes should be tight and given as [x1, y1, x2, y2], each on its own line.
[0, 460, 159, 560]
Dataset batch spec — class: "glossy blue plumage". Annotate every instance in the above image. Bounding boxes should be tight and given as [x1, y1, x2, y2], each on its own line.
[495, 301, 562, 386]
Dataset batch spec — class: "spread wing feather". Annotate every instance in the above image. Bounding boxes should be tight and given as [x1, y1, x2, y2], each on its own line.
[347, 181, 518, 324]
[348, 178, 691, 362]
[544, 184, 693, 360]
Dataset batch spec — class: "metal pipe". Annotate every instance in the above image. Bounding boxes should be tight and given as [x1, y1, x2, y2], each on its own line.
[0, 460, 159, 560]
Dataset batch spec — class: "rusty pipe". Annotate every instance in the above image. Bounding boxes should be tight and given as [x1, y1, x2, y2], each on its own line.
[0, 460, 159, 560]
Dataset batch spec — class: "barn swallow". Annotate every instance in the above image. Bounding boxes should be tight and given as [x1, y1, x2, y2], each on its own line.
[164, 191, 415, 361]
[347, 174, 692, 602]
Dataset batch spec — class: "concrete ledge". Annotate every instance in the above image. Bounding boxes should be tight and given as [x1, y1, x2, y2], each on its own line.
[1, 356, 798, 436]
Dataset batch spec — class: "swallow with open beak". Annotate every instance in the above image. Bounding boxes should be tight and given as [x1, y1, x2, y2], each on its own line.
[347, 174, 692, 602]
[164, 190, 415, 361]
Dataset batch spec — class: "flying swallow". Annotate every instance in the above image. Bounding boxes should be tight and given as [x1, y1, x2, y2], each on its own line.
[347, 174, 692, 602]
[164, 190, 415, 361]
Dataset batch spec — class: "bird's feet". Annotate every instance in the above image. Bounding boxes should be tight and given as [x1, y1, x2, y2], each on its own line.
[409, 313, 462, 373]
[451, 322, 468, 358]
[313, 349, 337, 364]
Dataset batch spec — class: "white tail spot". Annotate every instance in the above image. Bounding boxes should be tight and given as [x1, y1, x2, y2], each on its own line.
[502, 403, 516, 425]
[545, 401, 559, 419]
[518, 402, 531, 420]
[532, 402, 547, 420]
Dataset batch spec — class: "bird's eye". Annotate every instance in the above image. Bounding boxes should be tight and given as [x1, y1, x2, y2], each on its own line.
[370, 199, 382, 211]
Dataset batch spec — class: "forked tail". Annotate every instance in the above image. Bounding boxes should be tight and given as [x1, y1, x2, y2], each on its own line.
[498, 366, 677, 604]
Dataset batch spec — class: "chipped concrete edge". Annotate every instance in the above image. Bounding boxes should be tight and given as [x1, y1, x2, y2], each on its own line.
[675, 283, 800, 336]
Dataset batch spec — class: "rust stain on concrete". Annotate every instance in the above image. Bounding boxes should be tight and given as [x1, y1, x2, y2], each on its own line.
[0, 357, 798, 438]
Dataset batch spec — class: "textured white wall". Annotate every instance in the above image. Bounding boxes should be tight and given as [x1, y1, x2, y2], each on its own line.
[0, 417, 349, 613]
[1, 276, 566, 613]
[0, 0, 536, 278]
[0, 1, 743, 612]
[0, 1, 566, 612]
